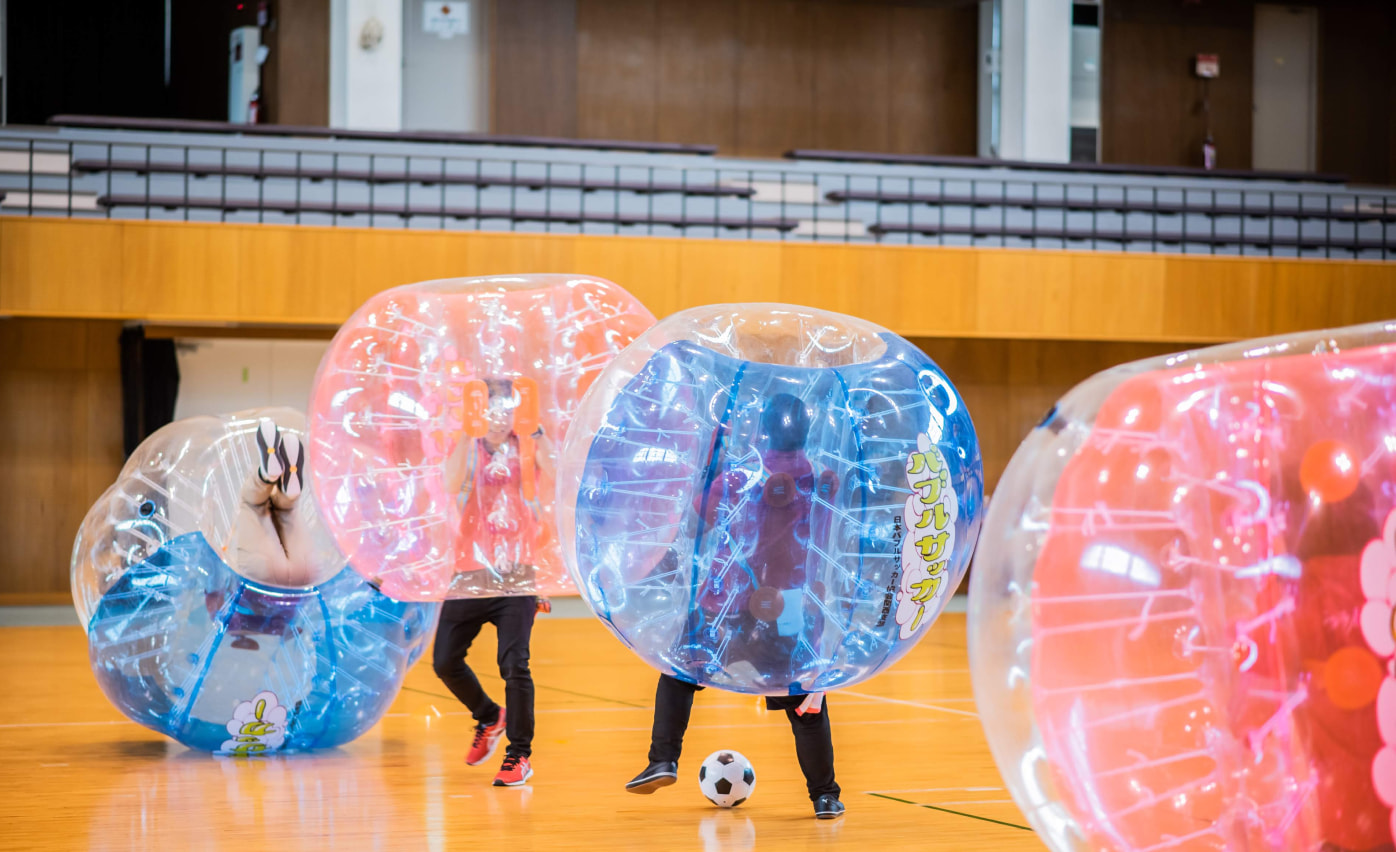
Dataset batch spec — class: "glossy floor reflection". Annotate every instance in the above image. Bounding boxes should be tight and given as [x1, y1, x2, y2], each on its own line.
[0, 612, 1041, 851]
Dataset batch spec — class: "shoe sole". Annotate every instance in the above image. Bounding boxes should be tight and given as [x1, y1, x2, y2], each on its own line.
[257, 421, 283, 481]
[493, 767, 534, 787]
[625, 774, 677, 794]
[280, 435, 304, 498]
[815, 810, 845, 820]
[464, 732, 505, 766]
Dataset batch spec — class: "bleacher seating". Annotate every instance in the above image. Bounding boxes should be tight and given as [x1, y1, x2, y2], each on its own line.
[50, 115, 718, 156]
[0, 117, 1388, 257]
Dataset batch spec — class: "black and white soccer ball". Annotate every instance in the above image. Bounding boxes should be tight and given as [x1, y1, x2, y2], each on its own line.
[697, 749, 756, 808]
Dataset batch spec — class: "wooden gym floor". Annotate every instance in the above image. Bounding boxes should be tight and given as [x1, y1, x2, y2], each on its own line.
[0, 607, 1041, 851]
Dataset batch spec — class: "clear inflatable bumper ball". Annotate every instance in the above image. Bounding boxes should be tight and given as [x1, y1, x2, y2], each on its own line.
[558, 304, 984, 695]
[72, 408, 438, 755]
[969, 320, 1396, 852]
[308, 275, 656, 601]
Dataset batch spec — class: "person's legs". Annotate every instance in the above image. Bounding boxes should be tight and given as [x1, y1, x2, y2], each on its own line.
[488, 596, 538, 786]
[489, 596, 537, 758]
[768, 694, 841, 809]
[627, 674, 703, 793]
[431, 601, 497, 725]
[649, 674, 702, 763]
[435, 599, 514, 767]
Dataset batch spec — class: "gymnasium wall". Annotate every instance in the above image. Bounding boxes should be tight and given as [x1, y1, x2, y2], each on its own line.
[1101, 1, 1254, 172]
[0, 318, 1181, 603]
[262, 0, 334, 126]
[1101, 0, 1396, 182]
[0, 318, 124, 604]
[1316, 0, 1396, 187]
[6, 218, 1396, 600]
[914, 337, 1180, 493]
[9, 219, 1396, 340]
[170, 338, 332, 420]
[492, 0, 979, 157]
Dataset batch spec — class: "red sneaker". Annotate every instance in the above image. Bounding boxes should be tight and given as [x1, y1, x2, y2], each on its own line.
[493, 754, 533, 787]
[465, 708, 507, 766]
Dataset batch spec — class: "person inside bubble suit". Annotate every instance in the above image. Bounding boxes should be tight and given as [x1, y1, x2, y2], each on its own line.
[626, 392, 844, 820]
[691, 392, 834, 684]
[444, 378, 556, 591]
[435, 377, 554, 788]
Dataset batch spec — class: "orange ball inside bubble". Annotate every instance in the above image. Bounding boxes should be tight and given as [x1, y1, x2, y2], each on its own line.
[1300, 439, 1362, 503]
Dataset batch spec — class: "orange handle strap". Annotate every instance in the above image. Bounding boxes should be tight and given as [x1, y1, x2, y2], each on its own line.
[460, 380, 490, 439]
[514, 378, 540, 502]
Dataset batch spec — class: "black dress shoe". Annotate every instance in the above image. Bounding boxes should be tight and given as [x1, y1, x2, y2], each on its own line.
[814, 794, 845, 819]
[625, 760, 678, 794]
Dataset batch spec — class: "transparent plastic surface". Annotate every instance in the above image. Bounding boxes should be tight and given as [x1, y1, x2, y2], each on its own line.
[558, 304, 984, 695]
[307, 275, 656, 601]
[72, 408, 343, 624]
[72, 409, 438, 753]
[969, 320, 1396, 852]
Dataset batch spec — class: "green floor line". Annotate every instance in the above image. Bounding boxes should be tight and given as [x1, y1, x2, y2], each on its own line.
[867, 792, 1033, 832]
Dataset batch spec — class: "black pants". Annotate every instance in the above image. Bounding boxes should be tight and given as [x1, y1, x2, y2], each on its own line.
[432, 596, 536, 758]
[647, 674, 839, 802]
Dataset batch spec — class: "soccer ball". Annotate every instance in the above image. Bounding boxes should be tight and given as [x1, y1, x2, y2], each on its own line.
[697, 750, 756, 808]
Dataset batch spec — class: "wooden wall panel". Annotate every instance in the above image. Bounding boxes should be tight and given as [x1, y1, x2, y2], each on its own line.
[810, 4, 890, 153]
[1161, 257, 1274, 341]
[493, 0, 978, 156]
[572, 235, 683, 318]
[267, 0, 331, 126]
[0, 318, 124, 602]
[458, 232, 580, 280]
[491, 0, 579, 137]
[675, 239, 782, 307]
[1102, 2, 1255, 170]
[7, 219, 1396, 346]
[1067, 254, 1167, 339]
[0, 220, 125, 317]
[914, 337, 1181, 493]
[734, 0, 816, 157]
[775, 244, 980, 337]
[973, 251, 1074, 337]
[238, 227, 358, 322]
[347, 231, 474, 305]
[120, 224, 242, 321]
[880, 247, 981, 336]
[887, 4, 979, 156]
[1318, 1, 1395, 185]
[577, 0, 659, 141]
[654, 0, 740, 150]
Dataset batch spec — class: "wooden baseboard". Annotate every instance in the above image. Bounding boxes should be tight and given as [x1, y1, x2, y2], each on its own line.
[0, 593, 73, 606]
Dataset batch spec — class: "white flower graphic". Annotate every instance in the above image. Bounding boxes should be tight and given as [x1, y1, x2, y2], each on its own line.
[218, 690, 288, 756]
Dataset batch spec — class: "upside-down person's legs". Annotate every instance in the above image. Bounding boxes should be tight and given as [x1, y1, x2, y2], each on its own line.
[267, 433, 318, 579]
[235, 468, 295, 586]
